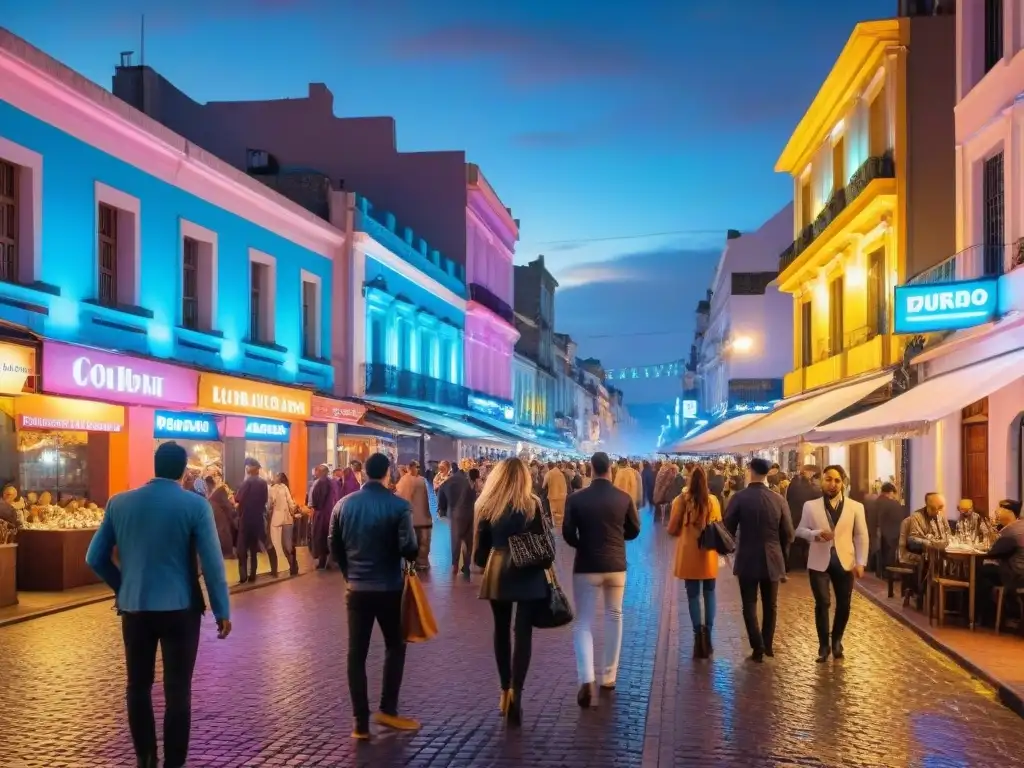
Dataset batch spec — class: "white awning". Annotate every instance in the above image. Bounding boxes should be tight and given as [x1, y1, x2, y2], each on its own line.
[807, 348, 1024, 443]
[694, 371, 895, 453]
[668, 413, 769, 454]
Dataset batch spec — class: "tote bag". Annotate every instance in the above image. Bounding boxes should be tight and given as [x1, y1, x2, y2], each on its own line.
[401, 568, 438, 643]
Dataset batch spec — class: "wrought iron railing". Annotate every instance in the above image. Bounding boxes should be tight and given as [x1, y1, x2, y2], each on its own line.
[780, 151, 896, 272]
[363, 362, 469, 410]
[468, 283, 515, 324]
[907, 242, 1017, 285]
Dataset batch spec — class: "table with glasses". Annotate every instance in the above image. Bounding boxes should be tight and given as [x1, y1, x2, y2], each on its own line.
[923, 529, 995, 630]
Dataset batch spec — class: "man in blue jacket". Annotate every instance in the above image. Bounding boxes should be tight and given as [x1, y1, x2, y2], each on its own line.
[330, 452, 420, 740]
[86, 442, 231, 768]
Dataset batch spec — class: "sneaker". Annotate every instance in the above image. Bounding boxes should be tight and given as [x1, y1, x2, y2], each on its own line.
[372, 712, 421, 731]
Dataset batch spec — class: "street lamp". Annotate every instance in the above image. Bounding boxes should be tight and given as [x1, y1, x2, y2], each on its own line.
[732, 335, 754, 354]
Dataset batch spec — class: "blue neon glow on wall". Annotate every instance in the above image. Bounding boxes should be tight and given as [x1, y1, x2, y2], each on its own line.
[893, 278, 999, 334]
[245, 417, 291, 442]
[0, 99, 333, 392]
[154, 410, 220, 440]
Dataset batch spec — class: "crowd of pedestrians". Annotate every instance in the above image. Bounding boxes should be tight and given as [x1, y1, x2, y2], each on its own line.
[79, 437, 1024, 766]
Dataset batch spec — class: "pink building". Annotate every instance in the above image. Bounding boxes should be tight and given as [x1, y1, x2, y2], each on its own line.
[112, 72, 519, 404]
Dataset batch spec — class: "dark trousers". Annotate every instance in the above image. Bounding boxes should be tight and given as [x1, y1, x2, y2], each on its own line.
[738, 578, 778, 652]
[451, 517, 473, 573]
[346, 590, 406, 725]
[809, 552, 854, 646]
[238, 528, 275, 582]
[489, 600, 540, 691]
[121, 610, 202, 768]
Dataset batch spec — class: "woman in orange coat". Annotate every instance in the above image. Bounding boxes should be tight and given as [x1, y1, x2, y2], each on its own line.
[667, 465, 721, 659]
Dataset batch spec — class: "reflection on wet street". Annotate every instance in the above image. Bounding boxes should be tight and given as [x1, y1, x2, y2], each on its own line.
[1, 513, 1022, 767]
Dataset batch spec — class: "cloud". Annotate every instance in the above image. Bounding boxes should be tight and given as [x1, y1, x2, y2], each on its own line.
[392, 23, 647, 86]
[553, 247, 719, 404]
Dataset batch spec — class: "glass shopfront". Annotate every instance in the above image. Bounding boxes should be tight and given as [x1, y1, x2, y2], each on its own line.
[244, 418, 290, 480]
[153, 410, 224, 479]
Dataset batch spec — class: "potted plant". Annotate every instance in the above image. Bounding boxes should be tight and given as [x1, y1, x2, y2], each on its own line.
[0, 519, 16, 608]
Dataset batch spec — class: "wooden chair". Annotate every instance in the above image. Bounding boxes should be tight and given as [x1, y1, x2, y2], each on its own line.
[886, 565, 915, 598]
[994, 585, 1024, 635]
[930, 550, 970, 627]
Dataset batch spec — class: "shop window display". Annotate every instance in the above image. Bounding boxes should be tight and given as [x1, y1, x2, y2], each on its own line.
[18, 430, 89, 500]
[154, 438, 223, 477]
[246, 441, 284, 481]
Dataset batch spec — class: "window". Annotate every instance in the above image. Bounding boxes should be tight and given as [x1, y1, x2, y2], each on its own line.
[0, 139, 41, 286]
[248, 249, 276, 344]
[95, 183, 140, 308]
[800, 176, 812, 228]
[179, 221, 217, 331]
[866, 249, 885, 336]
[800, 301, 812, 367]
[829, 276, 845, 354]
[98, 203, 118, 306]
[731, 271, 777, 295]
[300, 273, 321, 358]
[182, 237, 199, 329]
[869, 87, 887, 157]
[983, 151, 1005, 275]
[832, 136, 846, 194]
[985, 0, 1004, 74]
[0, 160, 17, 283]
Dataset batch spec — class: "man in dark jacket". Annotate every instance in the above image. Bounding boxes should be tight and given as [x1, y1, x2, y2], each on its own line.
[785, 465, 820, 571]
[329, 452, 419, 740]
[872, 482, 907, 576]
[438, 465, 476, 577]
[562, 452, 641, 708]
[234, 459, 273, 584]
[724, 457, 795, 662]
[708, 467, 726, 510]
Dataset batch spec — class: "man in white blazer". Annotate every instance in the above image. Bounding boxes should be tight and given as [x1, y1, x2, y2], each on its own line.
[794, 464, 869, 663]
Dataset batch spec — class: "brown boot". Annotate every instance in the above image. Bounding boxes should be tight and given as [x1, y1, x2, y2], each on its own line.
[702, 626, 714, 657]
[576, 682, 594, 708]
[693, 626, 707, 659]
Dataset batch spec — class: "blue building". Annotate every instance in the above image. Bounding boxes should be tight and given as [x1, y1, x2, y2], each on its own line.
[0, 31, 345, 500]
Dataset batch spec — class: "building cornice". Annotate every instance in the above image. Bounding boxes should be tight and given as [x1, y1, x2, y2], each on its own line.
[775, 19, 902, 175]
[357, 233, 467, 312]
[0, 29, 344, 258]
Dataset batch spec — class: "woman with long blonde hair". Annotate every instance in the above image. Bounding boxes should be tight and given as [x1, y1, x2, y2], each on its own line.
[667, 464, 721, 659]
[473, 457, 553, 727]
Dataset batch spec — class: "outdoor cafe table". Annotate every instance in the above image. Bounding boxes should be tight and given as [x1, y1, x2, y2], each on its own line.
[924, 542, 990, 630]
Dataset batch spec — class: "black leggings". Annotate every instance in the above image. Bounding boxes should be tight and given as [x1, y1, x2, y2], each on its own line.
[489, 600, 541, 691]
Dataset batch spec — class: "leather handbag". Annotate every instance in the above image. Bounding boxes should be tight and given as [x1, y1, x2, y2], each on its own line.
[401, 566, 438, 643]
[507, 502, 555, 569]
[698, 520, 736, 555]
[532, 568, 574, 629]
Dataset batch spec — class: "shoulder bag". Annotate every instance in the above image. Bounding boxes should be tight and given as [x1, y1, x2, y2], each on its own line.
[698, 519, 736, 555]
[507, 500, 555, 569]
[531, 567, 574, 629]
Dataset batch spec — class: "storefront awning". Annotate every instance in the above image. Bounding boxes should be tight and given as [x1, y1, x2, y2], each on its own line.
[807, 348, 1024, 443]
[667, 413, 769, 454]
[692, 371, 894, 453]
[362, 401, 497, 441]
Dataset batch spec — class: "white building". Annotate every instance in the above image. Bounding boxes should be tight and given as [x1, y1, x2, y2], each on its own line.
[698, 207, 795, 420]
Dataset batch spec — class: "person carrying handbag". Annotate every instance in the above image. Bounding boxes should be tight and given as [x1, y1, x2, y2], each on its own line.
[473, 457, 553, 728]
[667, 465, 721, 660]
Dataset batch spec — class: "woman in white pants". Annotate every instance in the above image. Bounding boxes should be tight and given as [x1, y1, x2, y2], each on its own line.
[268, 473, 299, 576]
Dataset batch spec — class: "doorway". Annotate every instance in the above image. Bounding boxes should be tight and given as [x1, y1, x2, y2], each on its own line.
[961, 398, 989, 514]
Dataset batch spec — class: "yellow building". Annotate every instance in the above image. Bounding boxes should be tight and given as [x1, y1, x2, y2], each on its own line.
[775, 16, 955, 400]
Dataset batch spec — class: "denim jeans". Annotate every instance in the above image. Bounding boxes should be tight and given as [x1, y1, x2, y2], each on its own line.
[684, 578, 717, 630]
[572, 572, 627, 685]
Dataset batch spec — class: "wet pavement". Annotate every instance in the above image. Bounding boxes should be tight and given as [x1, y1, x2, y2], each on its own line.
[1, 512, 1024, 767]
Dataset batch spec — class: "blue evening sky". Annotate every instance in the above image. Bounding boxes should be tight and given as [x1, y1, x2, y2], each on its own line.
[2, 0, 896, 403]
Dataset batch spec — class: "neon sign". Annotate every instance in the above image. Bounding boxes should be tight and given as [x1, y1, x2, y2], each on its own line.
[894, 278, 999, 334]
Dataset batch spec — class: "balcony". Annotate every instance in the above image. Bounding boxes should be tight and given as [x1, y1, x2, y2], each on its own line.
[363, 363, 469, 410]
[469, 283, 515, 325]
[908, 242, 1022, 285]
[780, 151, 896, 274]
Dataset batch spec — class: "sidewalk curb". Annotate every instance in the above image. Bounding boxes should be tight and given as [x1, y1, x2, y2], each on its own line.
[0, 570, 314, 629]
[855, 582, 1024, 719]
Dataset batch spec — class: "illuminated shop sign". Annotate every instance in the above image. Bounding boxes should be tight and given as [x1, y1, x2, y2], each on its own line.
[197, 372, 310, 418]
[468, 395, 515, 422]
[0, 342, 34, 395]
[682, 400, 698, 419]
[245, 418, 291, 442]
[154, 411, 219, 441]
[894, 278, 999, 334]
[43, 341, 198, 408]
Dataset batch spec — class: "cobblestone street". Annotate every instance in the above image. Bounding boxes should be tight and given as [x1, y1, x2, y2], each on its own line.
[3, 514, 1024, 768]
